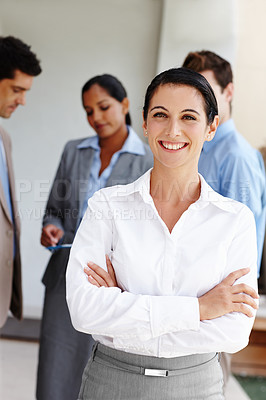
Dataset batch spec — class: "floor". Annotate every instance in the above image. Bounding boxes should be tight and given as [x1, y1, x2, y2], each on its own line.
[0, 339, 38, 400]
[235, 376, 266, 400]
[0, 338, 254, 400]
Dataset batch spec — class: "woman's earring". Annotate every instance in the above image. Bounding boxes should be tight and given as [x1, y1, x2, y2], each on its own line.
[145, 131, 148, 136]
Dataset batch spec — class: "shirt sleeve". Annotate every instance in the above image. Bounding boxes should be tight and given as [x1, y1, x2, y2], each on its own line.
[66, 192, 258, 353]
[139, 206, 258, 354]
[66, 190, 200, 342]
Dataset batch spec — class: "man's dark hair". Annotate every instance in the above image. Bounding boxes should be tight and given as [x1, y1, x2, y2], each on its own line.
[182, 50, 233, 91]
[0, 36, 42, 80]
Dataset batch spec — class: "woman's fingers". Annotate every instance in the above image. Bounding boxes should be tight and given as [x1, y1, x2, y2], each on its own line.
[85, 259, 117, 288]
[233, 283, 259, 298]
[87, 274, 101, 288]
[105, 255, 118, 286]
[221, 268, 250, 286]
[199, 267, 259, 320]
[41, 237, 50, 247]
[231, 303, 255, 318]
[41, 224, 64, 247]
[84, 264, 108, 287]
[232, 283, 259, 299]
[232, 293, 258, 310]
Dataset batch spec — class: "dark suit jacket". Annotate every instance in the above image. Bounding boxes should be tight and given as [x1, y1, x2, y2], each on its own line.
[42, 134, 153, 290]
[0, 126, 22, 327]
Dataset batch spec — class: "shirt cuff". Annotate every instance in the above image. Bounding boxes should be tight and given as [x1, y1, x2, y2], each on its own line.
[150, 296, 200, 338]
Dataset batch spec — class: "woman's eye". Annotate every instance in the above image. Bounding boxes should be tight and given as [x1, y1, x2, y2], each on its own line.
[86, 111, 93, 116]
[182, 115, 196, 121]
[153, 112, 167, 118]
[101, 105, 110, 111]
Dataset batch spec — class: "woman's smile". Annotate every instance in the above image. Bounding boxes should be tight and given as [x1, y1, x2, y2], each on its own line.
[159, 140, 188, 151]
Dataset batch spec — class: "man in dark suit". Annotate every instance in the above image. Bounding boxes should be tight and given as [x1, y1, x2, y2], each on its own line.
[0, 36, 41, 328]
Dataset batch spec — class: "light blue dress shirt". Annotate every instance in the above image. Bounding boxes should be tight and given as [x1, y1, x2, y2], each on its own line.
[77, 126, 146, 219]
[199, 119, 266, 274]
[0, 137, 13, 220]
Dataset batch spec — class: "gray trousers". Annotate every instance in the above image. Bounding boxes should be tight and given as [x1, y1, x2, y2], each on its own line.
[78, 343, 224, 400]
[36, 277, 95, 400]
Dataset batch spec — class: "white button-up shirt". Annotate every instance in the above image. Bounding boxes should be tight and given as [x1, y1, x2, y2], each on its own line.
[66, 169, 258, 357]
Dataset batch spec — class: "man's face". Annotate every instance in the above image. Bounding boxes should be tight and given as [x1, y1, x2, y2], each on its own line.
[200, 70, 232, 125]
[0, 69, 34, 118]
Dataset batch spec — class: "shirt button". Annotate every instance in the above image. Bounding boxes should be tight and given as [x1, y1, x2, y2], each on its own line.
[7, 260, 12, 268]
[6, 230, 13, 237]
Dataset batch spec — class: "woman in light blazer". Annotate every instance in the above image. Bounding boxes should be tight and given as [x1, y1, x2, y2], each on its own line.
[36, 74, 153, 400]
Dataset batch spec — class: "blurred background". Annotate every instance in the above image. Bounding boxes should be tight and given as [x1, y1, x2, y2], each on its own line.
[0, 0, 266, 399]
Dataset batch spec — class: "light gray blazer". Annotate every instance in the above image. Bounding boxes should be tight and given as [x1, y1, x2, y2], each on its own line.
[0, 126, 22, 327]
[42, 134, 153, 290]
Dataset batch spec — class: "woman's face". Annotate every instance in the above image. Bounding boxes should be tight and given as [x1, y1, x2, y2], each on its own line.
[143, 84, 218, 171]
[82, 84, 129, 139]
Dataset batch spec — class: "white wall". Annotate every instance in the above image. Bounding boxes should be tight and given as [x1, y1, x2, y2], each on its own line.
[1, 0, 162, 317]
[157, 0, 238, 72]
[234, 0, 266, 148]
[157, 0, 266, 149]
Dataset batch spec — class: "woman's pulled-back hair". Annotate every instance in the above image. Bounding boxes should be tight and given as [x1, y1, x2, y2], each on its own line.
[82, 74, 131, 126]
[143, 67, 218, 125]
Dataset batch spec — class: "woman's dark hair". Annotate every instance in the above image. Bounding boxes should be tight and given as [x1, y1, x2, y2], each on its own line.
[143, 67, 218, 125]
[82, 74, 131, 126]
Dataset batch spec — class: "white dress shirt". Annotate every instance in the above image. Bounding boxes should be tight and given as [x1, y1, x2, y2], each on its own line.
[66, 169, 258, 358]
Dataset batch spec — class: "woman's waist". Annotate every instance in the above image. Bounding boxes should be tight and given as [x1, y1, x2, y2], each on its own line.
[93, 341, 217, 372]
[92, 335, 216, 362]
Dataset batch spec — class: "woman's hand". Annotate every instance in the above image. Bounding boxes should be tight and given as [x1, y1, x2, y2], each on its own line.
[198, 268, 259, 320]
[41, 224, 64, 247]
[84, 255, 118, 288]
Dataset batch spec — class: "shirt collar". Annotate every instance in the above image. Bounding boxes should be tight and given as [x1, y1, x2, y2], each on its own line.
[196, 174, 237, 213]
[77, 135, 99, 150]
[202, 118, 235, 153]
[111, 169, 238, 214]
[77, 126, 146, 156]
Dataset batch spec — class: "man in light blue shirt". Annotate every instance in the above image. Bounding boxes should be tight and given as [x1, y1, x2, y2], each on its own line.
[183, 50, 266, 388]
[183, 50, 266, 277]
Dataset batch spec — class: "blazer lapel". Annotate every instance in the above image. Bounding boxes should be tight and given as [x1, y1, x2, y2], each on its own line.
[76, 147, 95, 219]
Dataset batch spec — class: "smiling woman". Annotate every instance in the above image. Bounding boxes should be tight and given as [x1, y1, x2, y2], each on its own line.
[143, 84, 217, 173]
[66, 68, 259, 400]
